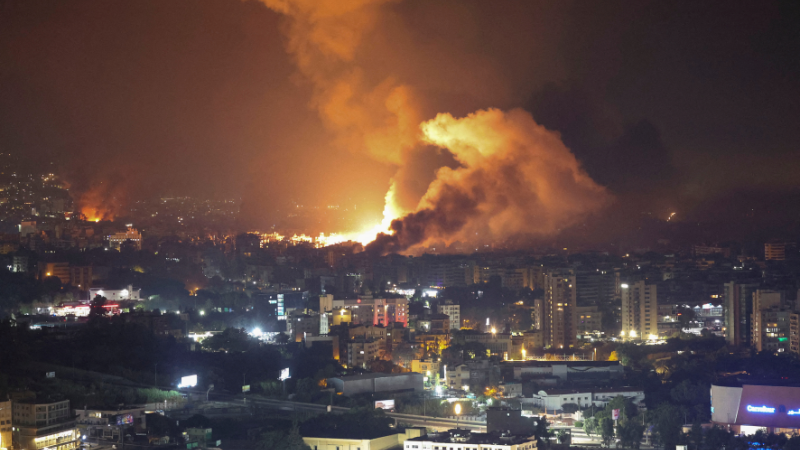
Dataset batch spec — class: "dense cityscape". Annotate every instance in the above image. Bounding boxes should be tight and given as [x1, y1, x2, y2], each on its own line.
[2, 2, 800, 450]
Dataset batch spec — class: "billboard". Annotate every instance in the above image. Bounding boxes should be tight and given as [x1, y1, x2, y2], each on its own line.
[242, 385, 250, 393]
[279, 368, 290, 381]
[46, 372, 55, 378]
[115, 414, 134, 426]
[612, 409, 620, 420]
[375, 400, 395, 411]
[178, 375, 197, 388]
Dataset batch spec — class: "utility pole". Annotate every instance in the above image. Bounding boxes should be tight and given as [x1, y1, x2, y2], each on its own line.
[154, 363, 157, 388]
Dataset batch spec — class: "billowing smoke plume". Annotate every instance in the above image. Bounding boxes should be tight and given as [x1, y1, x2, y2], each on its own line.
[263, 0, 612, 252]
[367, 108, 611, 253]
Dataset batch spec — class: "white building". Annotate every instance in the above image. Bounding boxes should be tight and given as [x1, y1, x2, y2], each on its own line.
[438, 301, 461, 330]
[404, 430, 537, 450]
[528, 387, 645, 412]
[89, 285, 141, 301]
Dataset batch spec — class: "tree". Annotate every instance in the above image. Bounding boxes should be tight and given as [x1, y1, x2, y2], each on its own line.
[562, 403, 580, 414]
[88, 295, 107, 318]
[257, 424, 310, 450]
[583, 416, 597, 438]
[651, 403, 684, 450]
[617, 421, 645, 450]
[600, 417, 615, 448]
[534, 416, 551, 447]
[676, 306, 696, 330]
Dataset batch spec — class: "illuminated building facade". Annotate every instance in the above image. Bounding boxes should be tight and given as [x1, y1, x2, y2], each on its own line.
[712, 383, 800, 435]
[0, 400, 11, 450]
[620, 280, 657, 340]
[88, 286, 141, 301]
[12, 399, 79, 450]
[107, 227, 141, 250]
[543, 270, 577, 349]
[437, 301, 461, 330]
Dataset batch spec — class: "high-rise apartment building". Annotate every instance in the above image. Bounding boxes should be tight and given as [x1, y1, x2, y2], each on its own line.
[543, 270, 577, 349]
[620, 280, 658, 340]
[764, 242, 787, 261]
[723, 281, 760, 347]
[751, 290, 790, 353]
[437, 300, 461, 330]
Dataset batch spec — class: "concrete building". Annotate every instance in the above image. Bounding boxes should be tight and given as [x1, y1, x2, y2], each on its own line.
[290, 313, 320, 342]
[461, 331, 512, 357]
[68, 266, 92, 289]
[304, 428, 426, 450]
[0, 400, 11, 450]
[621, 280, 657, 340]
[543, 270, 577, 349]
[765, 242, 787, 261]
[346, 337, 383, 369]
[724, 281, 760, 346]
[410, 360, 440, 378]
[437, 301, 461, 330]
[89, 286, 141, 301]
[108, 227, 142, 250]
[529, 387, 645, 412]
[791, 313, 800, 356]
[508, 361, 624, 385]
[327, 373, 424, 396]
[38, 262, 70, 283]
[75, 407, 147, 439]
[404, 430, 537, 450]
[575, 306, 603, 335]
[12, 399, 79, 450]
[445, 364, 470, 390]
[417, 314, 450, 335]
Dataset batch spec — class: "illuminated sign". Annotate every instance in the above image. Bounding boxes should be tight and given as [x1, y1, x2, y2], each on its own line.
[789, 409, 800, 415]
[178, 375, 197, 388]
[747, 405, 775, 413]
[116, 414, 134, 425]
[279, 368, 290, 381]
[375, 400, 395, 410]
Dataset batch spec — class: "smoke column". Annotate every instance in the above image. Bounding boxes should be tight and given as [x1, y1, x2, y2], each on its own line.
[262, 0, 612, 252]
[368, 108, 611, 253]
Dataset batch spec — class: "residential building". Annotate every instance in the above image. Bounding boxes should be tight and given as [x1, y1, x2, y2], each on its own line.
[765, 242, 787, 261]
[437, 301, 461, 330]
[0, 400, 11, 450]
[289, 313, 320, 342]
[724, 281, 760, 346]
[346, 337, 383, 369]
[575, 306, 603, 335]
[68, 266, 92, 289]
[461, 331, 512, 357]
[410, 360, 440, 378]
[791, 313, 800, 356]
[38, 262, 70, 283]
[108, 227, 142, 250]
[417, 313, 450, 335]
[621, 280, 657, 340]
[543, 270, 577, 349]
[12, 399, 79, 450]
[445, 364, 470, 390]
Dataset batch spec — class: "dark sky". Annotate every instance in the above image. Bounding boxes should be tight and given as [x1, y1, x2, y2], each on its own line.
[2, 0, 799, 234]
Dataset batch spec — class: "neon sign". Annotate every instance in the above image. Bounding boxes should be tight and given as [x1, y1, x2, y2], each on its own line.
[747, 405, 775, 413]
[788, 410, 800, 415]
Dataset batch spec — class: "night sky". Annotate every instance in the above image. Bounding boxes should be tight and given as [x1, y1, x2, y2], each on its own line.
[2, 0, 799, 242]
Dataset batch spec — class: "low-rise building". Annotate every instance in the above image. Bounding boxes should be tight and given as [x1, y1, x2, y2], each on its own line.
[410, 360, 440, 378]
[0, 400, 11, 450]
[89, 286, 141, 301]
[304, 428, 426, 450]
[438, 301, 461, 330]
[327, 373, 424, 396]
[528, 387, 645, 412]
[404, 430, 537, 450]
[506, 360, 623, 384]
[346, 337, 383, 369]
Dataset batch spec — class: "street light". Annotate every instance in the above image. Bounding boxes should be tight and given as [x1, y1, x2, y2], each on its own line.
[455, 403, 462, 430]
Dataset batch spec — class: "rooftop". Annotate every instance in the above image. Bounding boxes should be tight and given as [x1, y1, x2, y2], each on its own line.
[330, 372, 422, 381]
[406, 430, 536, 446]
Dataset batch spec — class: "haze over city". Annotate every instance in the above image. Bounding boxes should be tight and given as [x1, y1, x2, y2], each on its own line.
[2, 2, 800, 450]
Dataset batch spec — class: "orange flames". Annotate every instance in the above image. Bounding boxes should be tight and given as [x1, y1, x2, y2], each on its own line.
[262, 0, 612, 253]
